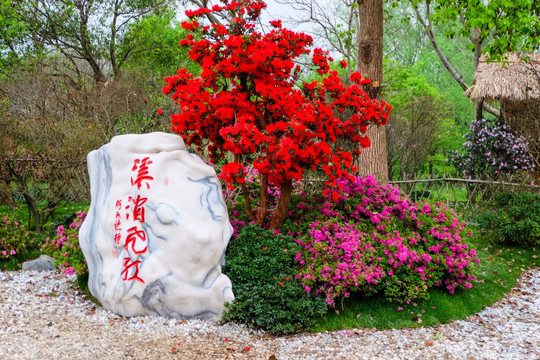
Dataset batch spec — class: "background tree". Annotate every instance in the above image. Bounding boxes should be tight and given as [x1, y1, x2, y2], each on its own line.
[354, 0, 388, 182]
[384, 60, 453, 180]
[0, 2, 196, 229]
[0, 0, 175, 83]
[410, 0, 540, 119]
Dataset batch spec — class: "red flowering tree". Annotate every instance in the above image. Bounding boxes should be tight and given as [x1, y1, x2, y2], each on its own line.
[163, 0, 391, 229]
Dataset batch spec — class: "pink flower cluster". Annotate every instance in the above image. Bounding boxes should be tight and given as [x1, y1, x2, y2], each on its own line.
[293, 176, 479, 305]
[40, 211, 87, 276]
[295, 221, 385, 304]
[0, 215, 31, 261]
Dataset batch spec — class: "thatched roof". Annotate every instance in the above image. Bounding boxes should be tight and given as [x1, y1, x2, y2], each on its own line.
[466, 52, 540, 102]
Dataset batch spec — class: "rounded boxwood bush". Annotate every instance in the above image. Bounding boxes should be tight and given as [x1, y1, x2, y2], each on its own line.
[222, 225, 327, 335]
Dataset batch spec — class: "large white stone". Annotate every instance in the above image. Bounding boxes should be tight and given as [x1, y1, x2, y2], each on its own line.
[79, 132, 234, 321]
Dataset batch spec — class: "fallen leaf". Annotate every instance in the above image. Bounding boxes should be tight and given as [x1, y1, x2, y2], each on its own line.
[85, 307, 96, 315]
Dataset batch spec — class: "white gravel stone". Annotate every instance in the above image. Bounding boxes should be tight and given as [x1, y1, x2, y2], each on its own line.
[0, 268, 538, 359]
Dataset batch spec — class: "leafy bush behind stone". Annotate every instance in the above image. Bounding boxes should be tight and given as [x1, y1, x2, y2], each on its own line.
[222, 225, 327, 335]
[476, 192, 540, 246]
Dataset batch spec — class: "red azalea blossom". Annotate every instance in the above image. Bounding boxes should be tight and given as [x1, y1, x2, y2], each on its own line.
[156, 108, 163, 115]
[165, 0, 391, 229]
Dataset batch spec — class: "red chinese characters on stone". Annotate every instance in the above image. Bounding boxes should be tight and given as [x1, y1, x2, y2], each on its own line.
[121, 257, 145, 283]
[120, 156, 154, 283]
[131, 157, 154, 190]
[124, 226, 148, 255]
[125, 195, 147, 222]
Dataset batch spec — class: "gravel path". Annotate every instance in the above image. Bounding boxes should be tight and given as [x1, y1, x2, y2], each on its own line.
[0, 268, 538, 360]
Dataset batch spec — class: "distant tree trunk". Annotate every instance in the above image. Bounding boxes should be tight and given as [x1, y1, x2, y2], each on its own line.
[475, 99, 484, 122]
[18, 182, 41, 232]
[0, 180, 13, 206]
[355, 0, 389, 184]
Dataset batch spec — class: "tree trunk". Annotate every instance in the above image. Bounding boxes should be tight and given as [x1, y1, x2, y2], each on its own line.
[269, 179, 293, 230]
[19, 184, 41, 232]
[355, 0, 389, 184]
[0, 180, 13, 206]
[475, 99, 484, 122]
[256, 173, 269, 225]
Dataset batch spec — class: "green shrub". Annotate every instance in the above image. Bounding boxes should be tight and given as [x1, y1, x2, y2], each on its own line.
[222, 225, 327, 335]
[477, 192, 540, 246]
[0, 213, 37, 267]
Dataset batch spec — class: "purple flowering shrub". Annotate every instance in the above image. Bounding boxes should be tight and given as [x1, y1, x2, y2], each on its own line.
[40, 211, 87, 275]
[283, 176, 479, 306]
[450, 118, 535, 179]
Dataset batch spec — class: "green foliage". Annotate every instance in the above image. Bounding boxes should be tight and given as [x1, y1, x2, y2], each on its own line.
[222, 225, 327, 335]
[383, 2, 475, 129]
[122, 11, 199, 77]
[0, 0, 175, 81]
[0, 213, 37, 267]
[383, 60, 460, 179]
[432, 0, 540, 62]
[476, 192, 540, 246]
[384, 60, 440, 104]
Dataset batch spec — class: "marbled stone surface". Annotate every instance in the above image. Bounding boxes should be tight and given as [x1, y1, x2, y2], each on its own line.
[79, 132, 234, 321]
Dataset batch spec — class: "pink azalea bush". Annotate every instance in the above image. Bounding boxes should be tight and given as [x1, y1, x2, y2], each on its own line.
[0, 214, 32, 262]
[285, 176, 479, 306]
[40, 211, 87, 275]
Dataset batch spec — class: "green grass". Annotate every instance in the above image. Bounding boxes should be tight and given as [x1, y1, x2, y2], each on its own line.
[309, 234, 539, 332]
